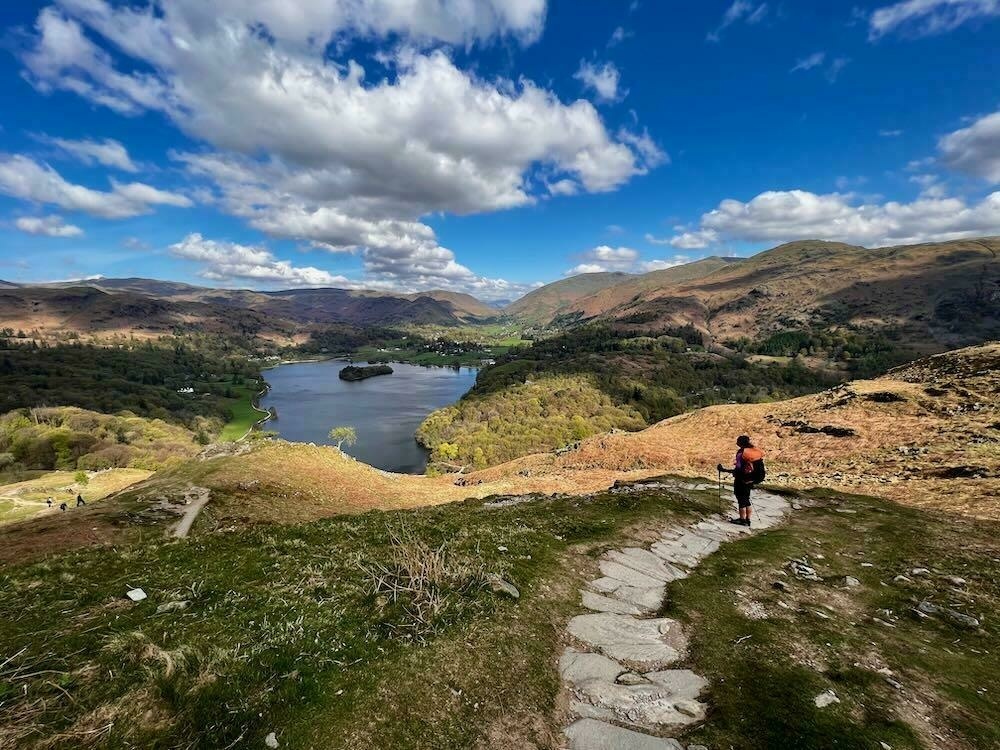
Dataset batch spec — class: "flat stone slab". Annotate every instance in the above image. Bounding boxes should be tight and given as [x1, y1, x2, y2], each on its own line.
[565, 719, 684, 750]
[643, 669, 709, 698]
[570, 672, 708, 729]
[610, 585, 665, 612]
[599, 560, 669, 589]
[561, 648, 625, 684]
[583, 590, 646, 615]
[604, 549, 688, 583]
[568, 613, 686, 670]
[562, 489, 793, 745]
[590, 577, 625, 594]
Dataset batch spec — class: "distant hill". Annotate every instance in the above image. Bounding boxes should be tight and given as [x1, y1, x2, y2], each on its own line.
[527, 239, 1000, 352]
[504, 271, 632, 325]
[552, 256, 744, 325]
[0, 277, 499, 340]
[407, 290, 498, 319]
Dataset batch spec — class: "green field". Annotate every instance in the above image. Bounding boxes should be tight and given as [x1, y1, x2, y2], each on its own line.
[218, 384, 267, 442]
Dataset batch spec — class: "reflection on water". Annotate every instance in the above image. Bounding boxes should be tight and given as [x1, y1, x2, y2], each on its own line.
[261, 359, 478, 474]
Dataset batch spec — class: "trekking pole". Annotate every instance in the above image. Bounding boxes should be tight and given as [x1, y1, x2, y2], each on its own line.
[718, 469, 723, 518]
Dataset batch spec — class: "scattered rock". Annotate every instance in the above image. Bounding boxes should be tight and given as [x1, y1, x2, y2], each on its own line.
[772, 580, 789, 592]
[787, 559, 822, 581]
[844, 576, 861, 588]
[615, 672, 647, 686]
[126, 588, 147, 602]
[156, 600, 189, 614]
[814, 689, 840, 708]
[487, 575, 519, 600]
[674, 700, 702, 718]
[688, 746, 709, 750]
[943, 575, 967, 587]
[917, 600, 980, 628]
[893, 575, 912, 584]
[911, 568, 931, 577]
[264, 732, 279, 748]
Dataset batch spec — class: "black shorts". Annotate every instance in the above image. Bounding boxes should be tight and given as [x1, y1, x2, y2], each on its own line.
[734, 483, 753, 508]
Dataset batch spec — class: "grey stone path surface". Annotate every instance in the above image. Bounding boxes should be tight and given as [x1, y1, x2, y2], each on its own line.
[561, 482, 791, 749]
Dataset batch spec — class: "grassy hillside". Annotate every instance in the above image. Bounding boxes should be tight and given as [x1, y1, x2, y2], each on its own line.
[0, 479, 712, 749]
[574, 238, 1000, 353]
[416, 375, 646, 469]
[0, 476, 995, 748]
[0, 467, 153, 524]
[505, 272, 632, 326]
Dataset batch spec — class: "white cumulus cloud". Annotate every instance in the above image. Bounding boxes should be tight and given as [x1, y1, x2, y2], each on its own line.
[170, 233, 351, 287]
[565, 245, 639, 275]
[679, 188, 1000, 247]
[19, 1, 662, 295]
[0, 154, 191, 219]
[15, 214, 83, 237]
[647, 229, 720, 250]
[939, 110, 1000, 183]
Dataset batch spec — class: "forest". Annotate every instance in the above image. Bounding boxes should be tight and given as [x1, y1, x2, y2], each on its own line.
[0, 339, 260, 432]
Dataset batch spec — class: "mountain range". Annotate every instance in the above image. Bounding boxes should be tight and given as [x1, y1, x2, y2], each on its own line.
[2, 237, 998, 349]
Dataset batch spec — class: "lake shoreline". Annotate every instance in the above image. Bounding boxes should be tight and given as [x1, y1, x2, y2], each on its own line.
[260, 359, 478, 475]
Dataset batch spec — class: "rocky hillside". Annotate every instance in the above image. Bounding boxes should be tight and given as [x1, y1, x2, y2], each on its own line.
[537, 238, 1000, 352]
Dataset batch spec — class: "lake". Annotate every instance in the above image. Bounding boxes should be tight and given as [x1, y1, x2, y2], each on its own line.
[261, 359, 478, 474]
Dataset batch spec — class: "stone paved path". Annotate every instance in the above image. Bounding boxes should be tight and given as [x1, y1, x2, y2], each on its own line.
[561, 481, 791, 749]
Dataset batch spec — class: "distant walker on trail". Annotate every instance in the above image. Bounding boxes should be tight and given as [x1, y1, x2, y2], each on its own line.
[76, 493, 86, 507]
[717, 435, 766, 528]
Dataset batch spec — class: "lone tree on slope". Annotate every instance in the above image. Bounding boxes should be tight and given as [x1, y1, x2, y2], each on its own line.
[329, 426, 358, 450]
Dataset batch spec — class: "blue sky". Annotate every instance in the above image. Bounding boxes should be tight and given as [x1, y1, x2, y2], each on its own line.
[0, 0, 998, 300]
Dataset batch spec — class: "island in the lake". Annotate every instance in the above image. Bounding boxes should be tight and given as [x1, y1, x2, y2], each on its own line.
[339, 364, 394, 381]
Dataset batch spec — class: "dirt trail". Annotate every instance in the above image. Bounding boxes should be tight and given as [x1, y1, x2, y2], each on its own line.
[172, 487, 211, 538]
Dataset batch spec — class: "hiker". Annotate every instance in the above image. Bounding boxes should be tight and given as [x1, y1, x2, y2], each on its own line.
[717, 435, 766, 527]
[59, 502, 67, 512]
[46, 497, 53, 508]
[76, 493, 86, 507]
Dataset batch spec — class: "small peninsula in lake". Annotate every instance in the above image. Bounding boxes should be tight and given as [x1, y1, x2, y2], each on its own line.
[339, 364, 394, 382]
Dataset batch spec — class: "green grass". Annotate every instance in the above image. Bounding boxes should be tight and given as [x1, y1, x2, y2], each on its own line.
[3, 477, 997, 749]
[218, 385, 265, 442]
[0, 478, 713, 749]
[671, 489, 1000, 750]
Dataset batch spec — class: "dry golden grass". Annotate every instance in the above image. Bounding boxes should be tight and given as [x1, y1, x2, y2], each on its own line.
[467, 342, 1000, 518]
[0, 468, 153, 525]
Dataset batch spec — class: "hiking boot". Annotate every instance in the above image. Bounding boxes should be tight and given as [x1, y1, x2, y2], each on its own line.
[729, 518, 744, 525]
[742, 519, 752, 527]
